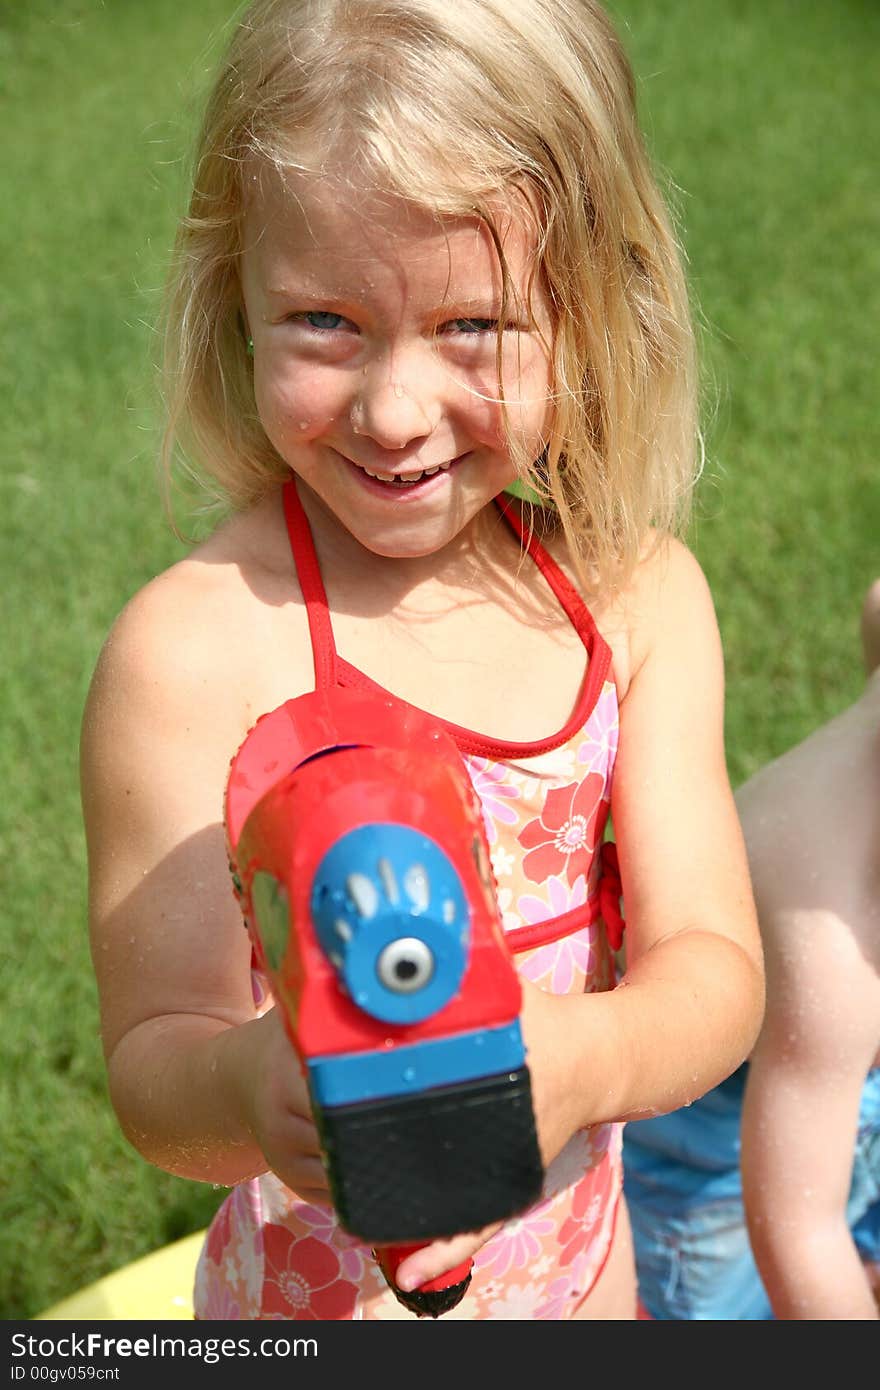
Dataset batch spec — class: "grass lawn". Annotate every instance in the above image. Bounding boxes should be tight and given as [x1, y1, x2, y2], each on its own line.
[2, 0, 878, 1318]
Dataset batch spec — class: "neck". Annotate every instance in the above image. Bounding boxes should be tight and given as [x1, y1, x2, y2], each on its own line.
[295, 480, 522, 616]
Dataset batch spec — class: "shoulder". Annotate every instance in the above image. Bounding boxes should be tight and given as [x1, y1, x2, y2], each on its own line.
[737, 678, 880, 910]
[543, 526, 718, 702]
[81, 494, 313, 781]
[620, 532, 717, 650]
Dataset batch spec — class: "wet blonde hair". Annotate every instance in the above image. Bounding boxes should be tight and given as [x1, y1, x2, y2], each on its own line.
[162, 0, 698, 595]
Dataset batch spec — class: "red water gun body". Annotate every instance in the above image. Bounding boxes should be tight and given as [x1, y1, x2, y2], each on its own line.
[226, 688, 544, 1315]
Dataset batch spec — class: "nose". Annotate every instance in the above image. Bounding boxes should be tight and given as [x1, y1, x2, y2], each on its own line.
[351, 351, 441, 450]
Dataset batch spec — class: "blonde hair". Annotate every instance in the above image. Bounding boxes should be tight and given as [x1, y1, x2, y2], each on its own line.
[162, 0, 698, 595]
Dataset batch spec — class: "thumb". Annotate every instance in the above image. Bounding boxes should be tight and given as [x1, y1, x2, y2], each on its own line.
[392, 1220, 501, 1293]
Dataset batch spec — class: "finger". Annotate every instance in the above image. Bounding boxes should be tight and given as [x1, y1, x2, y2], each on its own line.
[281, 1114, 323, 1157]
[273, 1154, 332, 1195]
[393, 1220, 502, 1293]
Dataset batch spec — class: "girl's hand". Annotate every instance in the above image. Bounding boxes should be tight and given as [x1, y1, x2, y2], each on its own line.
[392, 1222, 503, 1296]
[518, 976, 589, 1167]
[395, 980, 588, 1292]
[237, 1008, 331, 1204]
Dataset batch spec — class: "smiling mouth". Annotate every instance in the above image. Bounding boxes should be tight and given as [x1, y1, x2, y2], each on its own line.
[354, 458, 458, 488]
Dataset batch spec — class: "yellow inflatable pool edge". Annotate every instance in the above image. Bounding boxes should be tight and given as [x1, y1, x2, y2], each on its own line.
[35, 1230, 207, 1321]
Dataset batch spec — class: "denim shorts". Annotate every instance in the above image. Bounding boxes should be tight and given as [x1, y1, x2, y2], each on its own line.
[623, 1065, 880, 1320]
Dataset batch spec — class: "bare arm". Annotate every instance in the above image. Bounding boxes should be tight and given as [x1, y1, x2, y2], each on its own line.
[574, 537, 764, 1123]
[398, 538, 766, 1289]
[738, 693, 880, 1320]
[81, 565, 328, 1199]
[741, 913, 879, 1319]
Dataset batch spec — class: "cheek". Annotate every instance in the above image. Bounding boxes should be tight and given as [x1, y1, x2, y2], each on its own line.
[499, 346, 553, 446]
[460, 387, 507, 446]
[254, 362, 346, 443]
[455, 352, 539, 447]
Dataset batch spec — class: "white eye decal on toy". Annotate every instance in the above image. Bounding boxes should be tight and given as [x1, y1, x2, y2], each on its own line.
[377, 936, 435, 993]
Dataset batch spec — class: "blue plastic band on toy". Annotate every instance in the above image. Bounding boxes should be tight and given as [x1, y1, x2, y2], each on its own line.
[308, 1020, 527, 1106]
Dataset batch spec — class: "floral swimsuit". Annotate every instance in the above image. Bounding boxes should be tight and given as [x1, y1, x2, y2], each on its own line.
[194, 481, 625, 1320]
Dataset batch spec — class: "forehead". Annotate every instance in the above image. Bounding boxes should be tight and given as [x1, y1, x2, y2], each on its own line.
[241, 163, 539, 295]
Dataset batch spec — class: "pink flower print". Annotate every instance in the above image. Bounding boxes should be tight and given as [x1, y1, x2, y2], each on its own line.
[517, 878, 596, 992]
[556, 1199, 600, 1272]
[555, 1148, 615, 1274]
[576, 683, 619, 777]
[261, 1226, 359, 1319]
[518, 772, 605, 887]
[533, 1250, 597, 1319]
[532, 1272, 573, 1320]
[297, 1202, 368, 1283]
[231, 1230, 264, 1308]
[495, 885, 523, 933]
[203, 1194, 234, 1265]
[486, 1281, 549, 1319]
[465, 756, 520, 846]
[474, 1210, 557, 1280]
[518, 871, 588, 926]
[195, 1259, 242, 1320]
[490, 844, 515, 879]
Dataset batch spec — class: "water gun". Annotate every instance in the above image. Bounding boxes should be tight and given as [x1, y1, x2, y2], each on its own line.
[225, 687, 544, 1316]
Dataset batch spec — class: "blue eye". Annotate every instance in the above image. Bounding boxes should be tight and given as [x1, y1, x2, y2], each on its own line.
[294, 311, 349, 331]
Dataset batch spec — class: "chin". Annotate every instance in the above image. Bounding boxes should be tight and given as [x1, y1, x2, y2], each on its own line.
[353, 528, 454, 561]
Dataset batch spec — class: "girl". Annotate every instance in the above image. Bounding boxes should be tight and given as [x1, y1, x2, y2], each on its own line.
[81, 0, 764, 1320]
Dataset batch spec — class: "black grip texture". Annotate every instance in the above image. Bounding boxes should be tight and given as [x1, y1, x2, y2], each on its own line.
[317, 1066, 544, 1244]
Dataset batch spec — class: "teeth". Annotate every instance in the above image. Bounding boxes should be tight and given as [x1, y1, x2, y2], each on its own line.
[360, 461, 452, 485]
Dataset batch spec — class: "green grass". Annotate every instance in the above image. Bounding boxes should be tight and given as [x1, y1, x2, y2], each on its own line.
[2, 0, 878, 1318]
[1, 0, 237, 1320]
[611, 0, 880, 768]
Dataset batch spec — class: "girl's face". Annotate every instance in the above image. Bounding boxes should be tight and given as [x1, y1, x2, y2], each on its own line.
[240, 166, 553, 560]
